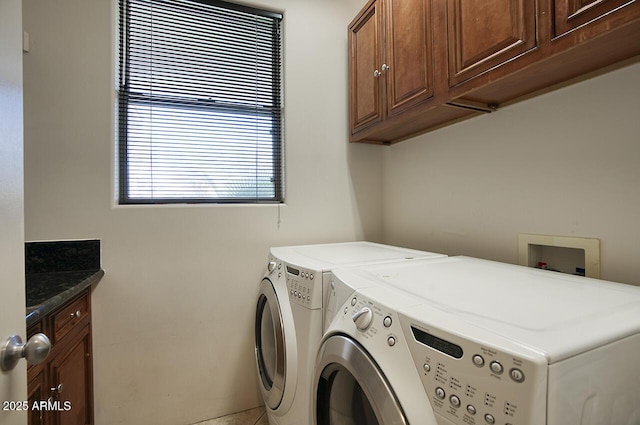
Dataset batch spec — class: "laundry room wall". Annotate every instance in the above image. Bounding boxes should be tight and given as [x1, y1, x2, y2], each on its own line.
[21, 1, 379, 425]
[382, 62, 640, 286]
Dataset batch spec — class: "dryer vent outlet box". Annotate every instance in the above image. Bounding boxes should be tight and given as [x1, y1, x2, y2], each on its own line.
[518, 234, 600, 278]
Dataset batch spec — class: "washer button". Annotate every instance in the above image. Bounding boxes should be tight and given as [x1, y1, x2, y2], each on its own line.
[383, 316, 392, 327]
[351, 297, 357, 306]
[423, 363, 431, 373]
[387, 336, 396, 347]
[449, 395, 461, 408]
[510, 368, 525, 383]
[310, 274, 314, 280]
[472, 354, 485, 367]
[435, 387, 446, 400]
[484, 413, 496, 424]
[490, 361, 504, 374]
[466, 404, 476, 415]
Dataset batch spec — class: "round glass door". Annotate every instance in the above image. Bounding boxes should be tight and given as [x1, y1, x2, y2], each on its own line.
[255, 278, 286, 409]
[315, 335, 408, 425]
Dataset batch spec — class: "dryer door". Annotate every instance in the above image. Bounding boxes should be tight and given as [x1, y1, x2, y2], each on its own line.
[255, 277, 296, 411]
[314, 335, 408, 425]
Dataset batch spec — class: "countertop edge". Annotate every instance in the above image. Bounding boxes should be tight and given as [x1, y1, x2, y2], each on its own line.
[26, 269, 105, 328]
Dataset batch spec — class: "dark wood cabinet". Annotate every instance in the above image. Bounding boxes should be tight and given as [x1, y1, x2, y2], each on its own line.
[446, 0, 536, 86]
[553, 0, 636, 37]
[349, 0, 383, 133]
[349, 0, 640, 143]
[27, 368, 47, 425]
[384, 0, 434, 115]
[27, 290, 94, 425]
[349, 0, 435, 139]
[48, 326, 92, 425]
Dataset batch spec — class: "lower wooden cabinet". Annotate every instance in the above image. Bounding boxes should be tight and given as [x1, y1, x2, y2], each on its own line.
[27, 290, 94, 425]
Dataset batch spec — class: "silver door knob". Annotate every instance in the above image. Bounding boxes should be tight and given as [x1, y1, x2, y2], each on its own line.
[373, 70, 382, 77]
[381, 63, 390, 72]
[1, 333, 51, 371]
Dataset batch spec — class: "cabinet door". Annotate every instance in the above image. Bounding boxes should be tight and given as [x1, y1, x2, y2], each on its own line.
[28, 369, 48, 425]
[349, 0, 384, 134]
[553, 0, 636, 36]
[384, 0, 434, 116]
[49, 327, 93, 425]
[447, 0, 536, 86]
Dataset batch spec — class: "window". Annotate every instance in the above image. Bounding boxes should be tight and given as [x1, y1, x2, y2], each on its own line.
[118, 0, 283, 204]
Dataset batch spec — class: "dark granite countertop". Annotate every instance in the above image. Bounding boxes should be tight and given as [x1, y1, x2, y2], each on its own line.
[26, 269, 104, 328]
[25, 239, 104, 328]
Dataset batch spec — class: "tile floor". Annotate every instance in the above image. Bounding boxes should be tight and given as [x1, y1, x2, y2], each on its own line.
[191, 406, 268, 425]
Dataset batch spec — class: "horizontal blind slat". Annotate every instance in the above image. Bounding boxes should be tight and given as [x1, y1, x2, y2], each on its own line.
[119, 0, 283, 204]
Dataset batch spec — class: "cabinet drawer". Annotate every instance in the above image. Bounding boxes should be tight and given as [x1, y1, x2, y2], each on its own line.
[50, 292, 89, 343]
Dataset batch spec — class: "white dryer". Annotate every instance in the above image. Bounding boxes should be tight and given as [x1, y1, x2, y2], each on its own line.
[254, 242, 445, 425]
[313, 281, 439, 425]
[331, 256, 640, 425]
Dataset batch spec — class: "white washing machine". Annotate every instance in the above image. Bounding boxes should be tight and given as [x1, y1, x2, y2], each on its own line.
[254, 242, 446, 425]
[329, 256, 640, 425]
[313, 279, 439, 425]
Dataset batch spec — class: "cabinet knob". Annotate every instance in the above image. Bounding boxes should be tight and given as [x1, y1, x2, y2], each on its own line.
[381, 63, 390, 72]
[373, 70, 382, 77]
[70, 310, 82, 319]
[0, 333, 51, 371]
[51, 383, 64, 394]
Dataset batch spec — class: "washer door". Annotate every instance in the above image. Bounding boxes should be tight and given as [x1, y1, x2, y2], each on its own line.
[314, 334, 408, 425]
[255, 277, 296, 411]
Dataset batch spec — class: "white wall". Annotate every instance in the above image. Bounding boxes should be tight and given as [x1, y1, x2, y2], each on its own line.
[22, 1, 380, 424]
[382, 62, 640, 286]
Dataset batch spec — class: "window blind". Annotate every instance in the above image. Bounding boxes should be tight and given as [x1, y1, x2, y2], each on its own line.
[118, 0, 283, 204]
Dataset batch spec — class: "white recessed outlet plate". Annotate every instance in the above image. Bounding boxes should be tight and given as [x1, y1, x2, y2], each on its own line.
[518, 233, 600, 278]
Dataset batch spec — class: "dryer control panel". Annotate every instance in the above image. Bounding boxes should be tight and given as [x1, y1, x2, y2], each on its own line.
[399, 313, 547, 425]
[282, 261, 322, 310]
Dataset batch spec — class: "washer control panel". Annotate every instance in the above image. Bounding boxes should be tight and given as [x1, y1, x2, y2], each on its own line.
[339, 294, 401, 350]
[400, 314, 546, 425]
[279, 259, 321, 309]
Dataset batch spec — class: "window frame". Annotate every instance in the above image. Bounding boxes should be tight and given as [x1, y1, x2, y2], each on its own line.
[117, 0, 284, 205]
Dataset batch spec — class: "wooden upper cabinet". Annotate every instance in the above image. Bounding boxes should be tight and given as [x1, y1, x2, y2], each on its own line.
[349, 1, 383, 133]
[349, 0, 434, 138]
[446, 0, 537, 86]
[553, 0, 637, 36]
[385, 0, 434, 116]
[348, 0, 639, 143]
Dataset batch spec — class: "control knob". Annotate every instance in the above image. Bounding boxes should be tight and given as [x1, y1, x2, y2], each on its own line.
[352, 307, 373, 331]
[267, 261, 277, 273]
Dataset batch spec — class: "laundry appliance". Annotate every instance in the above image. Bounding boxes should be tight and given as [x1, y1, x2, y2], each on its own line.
[314, 279, 439, 425]
[326, 256, 640, 425]
[254, 242, 446, 425]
